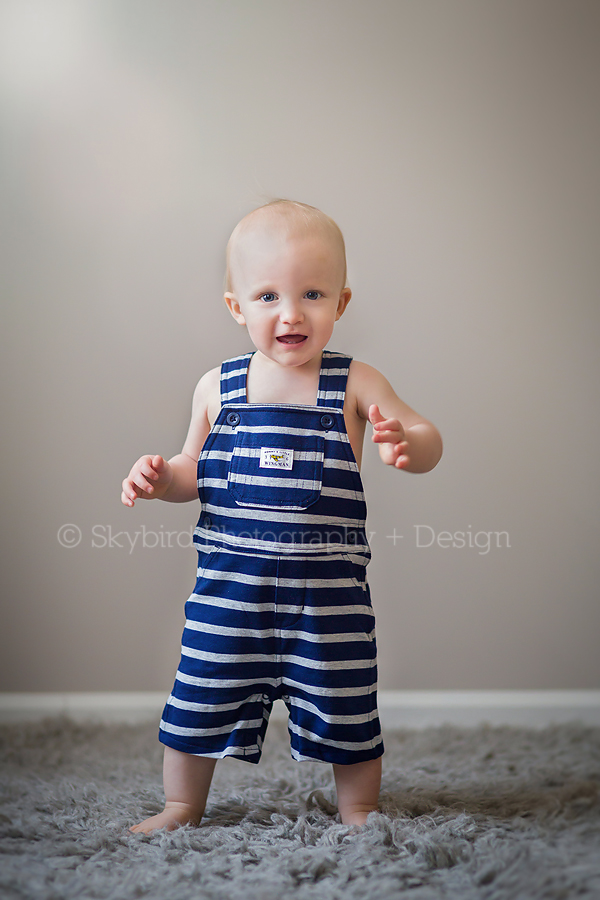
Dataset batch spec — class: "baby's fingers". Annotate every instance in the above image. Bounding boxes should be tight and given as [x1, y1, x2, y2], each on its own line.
[121, 472, 151, 503]
[121, 478, 142, 506]
[140, 455, 167, 487]
[151, 454, 168, 474]
[131, 466, 158, 496]
[368, 404, 385, 426]
[121, 486, 138, 507]
[393, 441, 410, 469]
[372, 426, 402, 443]
[372, 415, 401, 432]
[121, 457, 161, 506]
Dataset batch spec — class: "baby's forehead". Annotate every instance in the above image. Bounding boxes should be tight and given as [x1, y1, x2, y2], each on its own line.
[242, 207, 322, 239]
[226, 202, 347, 290]
[233, 209, 340, 257]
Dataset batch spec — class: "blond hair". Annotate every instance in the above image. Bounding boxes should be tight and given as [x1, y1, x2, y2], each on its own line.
[225, 199, 347, 292]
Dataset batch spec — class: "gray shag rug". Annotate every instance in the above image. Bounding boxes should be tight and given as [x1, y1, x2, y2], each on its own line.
[1, 717, 599, 899]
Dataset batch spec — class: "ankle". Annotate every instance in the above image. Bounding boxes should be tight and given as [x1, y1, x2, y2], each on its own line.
[339, 803, 378, 826]
[164, 800, 203, 824]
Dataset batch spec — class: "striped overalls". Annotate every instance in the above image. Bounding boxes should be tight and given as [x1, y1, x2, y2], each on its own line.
[159, 351, 384, 765]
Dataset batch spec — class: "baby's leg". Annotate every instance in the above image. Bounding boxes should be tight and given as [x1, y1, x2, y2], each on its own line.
[130, 746, 217, 834]
[332, 756, 382, 826]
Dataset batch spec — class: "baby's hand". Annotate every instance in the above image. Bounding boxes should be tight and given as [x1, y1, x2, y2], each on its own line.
[121, 455, 173, 507]
[368, 404, 410, 469]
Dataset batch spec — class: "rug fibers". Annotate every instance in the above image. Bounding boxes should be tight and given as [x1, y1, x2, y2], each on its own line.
[0, 717, 599, 899]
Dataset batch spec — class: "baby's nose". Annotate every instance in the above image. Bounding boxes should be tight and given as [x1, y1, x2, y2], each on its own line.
[279, 299, 304, 323]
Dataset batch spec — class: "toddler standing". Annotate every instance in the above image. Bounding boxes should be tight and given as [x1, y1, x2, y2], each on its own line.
[121, 200, 442, 833]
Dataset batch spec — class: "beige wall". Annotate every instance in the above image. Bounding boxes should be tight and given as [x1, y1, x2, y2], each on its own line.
[1, 0, 598, 692]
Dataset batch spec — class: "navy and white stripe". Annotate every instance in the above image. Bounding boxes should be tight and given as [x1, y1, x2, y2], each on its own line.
[159, 351, 383, 765]
[193, 351, 369, 555]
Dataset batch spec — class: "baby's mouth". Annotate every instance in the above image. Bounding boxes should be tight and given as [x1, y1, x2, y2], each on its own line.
[276, 334, 307, 344]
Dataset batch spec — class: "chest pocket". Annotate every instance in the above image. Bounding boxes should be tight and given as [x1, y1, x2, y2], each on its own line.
[228, 430, 325, 509]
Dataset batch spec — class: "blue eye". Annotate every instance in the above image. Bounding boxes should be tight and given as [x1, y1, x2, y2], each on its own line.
[305, 291, 321, 300]
[259, 293, 277, 303]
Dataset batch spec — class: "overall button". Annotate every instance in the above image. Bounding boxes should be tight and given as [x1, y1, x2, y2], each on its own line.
[262, 693, 270, 703]
[226, 411, 240, 427]
[320, 413, 335, 430]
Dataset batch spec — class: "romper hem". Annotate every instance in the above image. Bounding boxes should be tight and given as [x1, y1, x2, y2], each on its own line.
[158, 730, 384, 766]
[158, 731, 262, 763]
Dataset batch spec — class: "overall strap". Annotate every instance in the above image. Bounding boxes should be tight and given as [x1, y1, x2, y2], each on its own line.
[316, 351, 352, 409]
[219, 353, 252, 405]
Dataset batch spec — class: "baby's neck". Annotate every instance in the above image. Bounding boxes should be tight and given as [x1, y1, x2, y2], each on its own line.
[246, 351, 323, 406]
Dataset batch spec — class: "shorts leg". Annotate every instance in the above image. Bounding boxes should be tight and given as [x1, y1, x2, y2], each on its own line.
[276, 553, 384, 765]
[159, 547, 279, 763]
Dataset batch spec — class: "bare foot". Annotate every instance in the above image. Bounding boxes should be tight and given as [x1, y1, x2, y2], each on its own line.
[340, 808, 374, 826]
[130, 802, 200, 834]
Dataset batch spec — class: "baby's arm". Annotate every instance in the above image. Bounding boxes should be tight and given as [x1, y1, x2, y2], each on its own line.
[350, 361, 442, 473]
[121, 367, 220, 506]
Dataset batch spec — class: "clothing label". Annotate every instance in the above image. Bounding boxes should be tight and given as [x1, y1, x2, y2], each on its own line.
[259, 447, 294, 470]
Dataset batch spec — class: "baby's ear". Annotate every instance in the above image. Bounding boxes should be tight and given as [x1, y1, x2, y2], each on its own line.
[224, 292, 246, 325]
[335, 288, 352, 320]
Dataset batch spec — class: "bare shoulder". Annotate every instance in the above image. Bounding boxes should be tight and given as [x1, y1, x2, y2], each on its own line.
[192, 365, 222, 428]
[348, 360, 392, 385]
[179, 365, 222, 462]
[192, 365, 221, 401]
[346, 360, 395, 420]
[347, 359, 431, 429]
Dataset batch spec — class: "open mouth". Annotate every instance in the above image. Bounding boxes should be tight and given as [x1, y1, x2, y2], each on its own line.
[276, 334, 307, 344]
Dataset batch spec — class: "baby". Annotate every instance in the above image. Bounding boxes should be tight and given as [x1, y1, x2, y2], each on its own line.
[122, 200, 442, 833]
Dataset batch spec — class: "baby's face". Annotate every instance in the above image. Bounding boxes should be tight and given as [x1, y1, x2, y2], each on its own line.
[225, 223, 350, 369]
